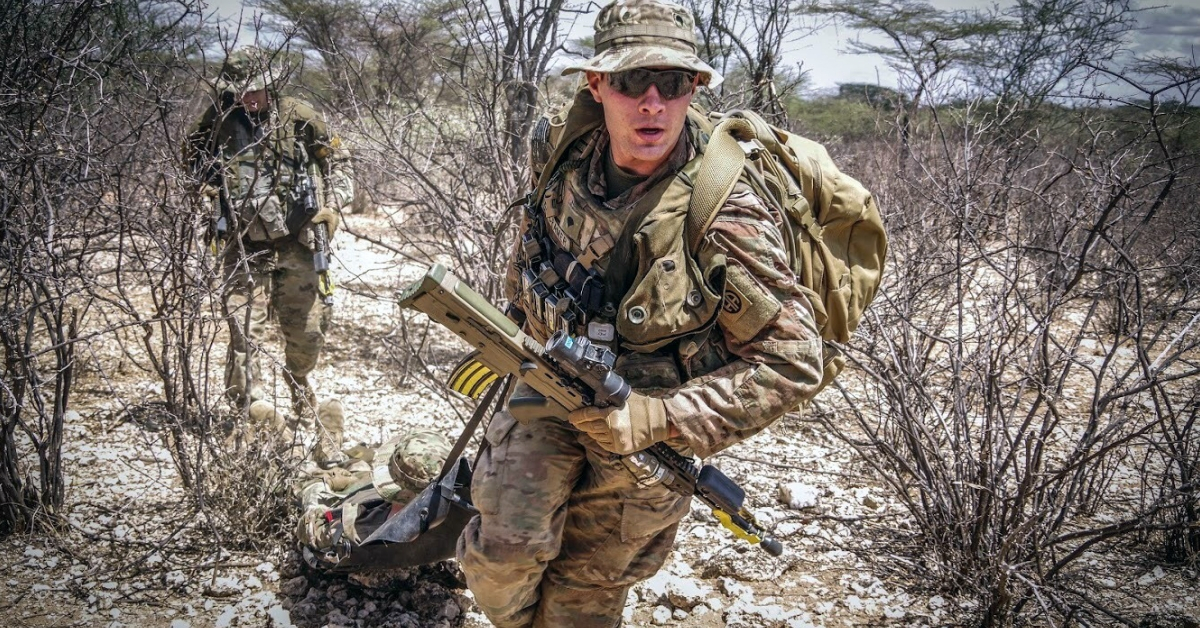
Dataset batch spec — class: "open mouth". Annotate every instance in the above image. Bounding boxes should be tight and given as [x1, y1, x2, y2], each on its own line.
[636, 127, 665, 141]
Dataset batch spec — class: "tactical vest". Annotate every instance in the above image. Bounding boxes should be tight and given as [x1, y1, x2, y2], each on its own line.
[194, 97, 328, 242]
[512, 91, 730, 388]
[515, 88, 886, 393]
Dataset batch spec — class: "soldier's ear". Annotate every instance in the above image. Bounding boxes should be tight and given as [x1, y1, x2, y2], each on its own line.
[585, 71, 605, 102]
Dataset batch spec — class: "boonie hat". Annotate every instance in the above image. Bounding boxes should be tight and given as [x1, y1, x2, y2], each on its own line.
[562, 0, 723, 88]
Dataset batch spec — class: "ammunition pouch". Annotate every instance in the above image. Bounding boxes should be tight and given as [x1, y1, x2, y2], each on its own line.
[229, 194, 289, 242]
[224, 169, 323, 244]
[513, 195, 611, 338]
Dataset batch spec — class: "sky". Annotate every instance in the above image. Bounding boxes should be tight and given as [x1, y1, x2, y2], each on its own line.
[798, 0, 1200, 94]
[203, 0, 1200, 95]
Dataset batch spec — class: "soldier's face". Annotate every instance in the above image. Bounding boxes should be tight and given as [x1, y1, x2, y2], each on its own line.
[586, 67, 696, 177]
[236, 89, 270, 113]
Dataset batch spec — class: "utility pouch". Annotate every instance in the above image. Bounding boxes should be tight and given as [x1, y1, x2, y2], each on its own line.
[224, 155, 290, 242]
[242, 194, 290, 242]
[613, 351, 682, 393]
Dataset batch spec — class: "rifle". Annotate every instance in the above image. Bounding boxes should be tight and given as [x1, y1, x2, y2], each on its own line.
[399, 264, 784, 556]
[311, 222, 334, 306]
[294, 146, 336, 306]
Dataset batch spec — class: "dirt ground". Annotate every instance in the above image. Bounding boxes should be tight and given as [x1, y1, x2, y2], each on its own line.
[2, 211, 1197, 628]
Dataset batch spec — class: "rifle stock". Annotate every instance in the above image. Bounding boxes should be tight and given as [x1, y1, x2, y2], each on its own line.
[399, 264, 783, 556]
[398, 265, 588, 414]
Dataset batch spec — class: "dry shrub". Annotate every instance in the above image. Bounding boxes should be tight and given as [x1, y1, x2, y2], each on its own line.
[809, 2, 1200, 622]
[191, 424, 300, 550]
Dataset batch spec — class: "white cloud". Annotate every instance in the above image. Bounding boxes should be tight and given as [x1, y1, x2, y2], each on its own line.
[1128, 2, 1200, 60]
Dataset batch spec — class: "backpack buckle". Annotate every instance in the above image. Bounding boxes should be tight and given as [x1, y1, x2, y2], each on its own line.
[737, 139, 766, 160]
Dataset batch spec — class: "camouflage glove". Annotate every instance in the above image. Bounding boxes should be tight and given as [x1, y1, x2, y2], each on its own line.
[198, 183, 219, 198]
[310, 206, 340, 236]
[567, 391, 670, 455]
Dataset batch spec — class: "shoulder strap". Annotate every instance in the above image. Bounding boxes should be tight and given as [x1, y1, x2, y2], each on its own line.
[531, 88, 606, 206]
[685, 116, 755, 254]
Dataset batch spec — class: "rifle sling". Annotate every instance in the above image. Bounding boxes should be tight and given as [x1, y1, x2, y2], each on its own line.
[435, 374, 513, 484]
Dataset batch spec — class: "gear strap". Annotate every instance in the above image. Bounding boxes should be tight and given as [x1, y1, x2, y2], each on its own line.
[686, 117, 755, 255]
[531, 91, 606, 204]
[435, 374, 513, 483]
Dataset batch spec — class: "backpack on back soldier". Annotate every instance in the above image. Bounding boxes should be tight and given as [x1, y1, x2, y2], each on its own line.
[690, 109, 887, 390]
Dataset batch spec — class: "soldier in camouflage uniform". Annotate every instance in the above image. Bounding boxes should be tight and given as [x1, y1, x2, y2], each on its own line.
[456, 1, 832, 626]
[185, 47, 354, 465]
[295, 427, 453, 560]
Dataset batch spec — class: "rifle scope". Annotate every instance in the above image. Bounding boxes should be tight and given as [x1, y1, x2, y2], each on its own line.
[544, 330, 630, 408]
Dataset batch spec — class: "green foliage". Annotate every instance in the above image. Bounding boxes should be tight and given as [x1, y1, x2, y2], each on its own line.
[784, 89, 1200, 158]
[1114, 101, 1200, 152]
[786, 95, 889, 142]
[837, 82, 907, 110]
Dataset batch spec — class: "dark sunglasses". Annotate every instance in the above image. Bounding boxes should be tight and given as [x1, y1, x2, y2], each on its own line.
[608, 68, 698, 100]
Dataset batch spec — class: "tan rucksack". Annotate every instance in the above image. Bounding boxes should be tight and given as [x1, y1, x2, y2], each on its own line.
[687, 110, 887, 390]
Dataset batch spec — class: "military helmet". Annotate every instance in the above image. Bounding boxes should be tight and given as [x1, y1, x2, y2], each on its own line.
[387, 428, 453, 492]
[214, 46, 285, 94]
[562, 0, 723, 88]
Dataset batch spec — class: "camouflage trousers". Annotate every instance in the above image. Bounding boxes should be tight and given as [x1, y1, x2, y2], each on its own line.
[458, 409, 690, 628]
[221, 237, 338, 447]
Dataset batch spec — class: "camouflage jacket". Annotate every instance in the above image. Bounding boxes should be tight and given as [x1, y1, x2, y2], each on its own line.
[185, 95, 353, 242]
[508, 123, 824, 459]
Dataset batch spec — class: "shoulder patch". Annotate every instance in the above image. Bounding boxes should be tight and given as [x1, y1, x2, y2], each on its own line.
[718, 265, 781, 343]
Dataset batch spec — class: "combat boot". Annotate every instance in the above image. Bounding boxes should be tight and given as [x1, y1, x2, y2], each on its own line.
[313, 399, 347, 468]
[223, 399, 293, 453]
[248, 399, 284, 432]
[290, 375, 345, 468]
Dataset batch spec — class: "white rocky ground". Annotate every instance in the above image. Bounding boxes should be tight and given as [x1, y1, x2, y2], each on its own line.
[2, 211, 1196, 627]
